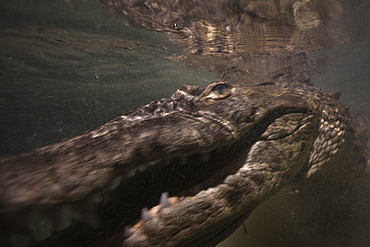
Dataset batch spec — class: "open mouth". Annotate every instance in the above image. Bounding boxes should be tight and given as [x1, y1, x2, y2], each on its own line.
[122, 134, 253, 218]
[119, 132, 254, 244]
[117, 109, 295, 244]
[33, 102, 310, 246]
[11, 127, 256, 247]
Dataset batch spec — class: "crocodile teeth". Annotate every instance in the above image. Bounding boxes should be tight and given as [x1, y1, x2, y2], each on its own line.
[124, 226, 133, 239]
[160, 192, 169, 209]
[147, 161, 157, 166]
[141, 208, 151, 222]
[137, 164, 147, 172]
[126, 195, 181, 236]
[126, 168, 137, 177]
[108, 176, 123, 190]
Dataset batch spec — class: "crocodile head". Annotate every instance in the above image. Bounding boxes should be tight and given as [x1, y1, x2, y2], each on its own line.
[118, 80, 350, 246]
[0, 81, 351, 246]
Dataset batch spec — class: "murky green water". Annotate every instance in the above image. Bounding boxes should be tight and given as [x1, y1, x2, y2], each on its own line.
[1, 1, 370, 247]
[0, 0, 217, 156]
[309, 2, 370, 113]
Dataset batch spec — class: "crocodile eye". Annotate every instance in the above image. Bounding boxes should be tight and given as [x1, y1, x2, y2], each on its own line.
[167, 21, 183, 30]
[211, 84, 230, 94]
[200, 81, 233, 102]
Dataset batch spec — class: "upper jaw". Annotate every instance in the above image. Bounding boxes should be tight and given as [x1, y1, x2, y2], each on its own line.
[119, 86, 315, 246]
[0, 81, 315, 247]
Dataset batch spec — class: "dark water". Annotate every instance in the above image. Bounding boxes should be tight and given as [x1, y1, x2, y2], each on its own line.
[1, 0, 370, 247]
[0, 0, 217, 156]
[310, 2, 370, 112]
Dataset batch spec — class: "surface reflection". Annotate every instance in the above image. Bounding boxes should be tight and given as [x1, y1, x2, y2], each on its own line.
[102, 0, 356, 54]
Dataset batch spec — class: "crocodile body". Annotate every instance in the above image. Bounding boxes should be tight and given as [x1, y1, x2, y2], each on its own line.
[0, 80, 366, 246]
[1, 0, 369, 246]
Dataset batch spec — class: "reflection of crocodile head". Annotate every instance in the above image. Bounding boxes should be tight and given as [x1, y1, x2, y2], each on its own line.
[100, 0, 365, 88]
[101, 0, 358, 55]
[0, 80, 365, 246]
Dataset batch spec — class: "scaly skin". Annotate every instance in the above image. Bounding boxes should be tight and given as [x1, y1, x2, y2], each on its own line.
[0, 80, 362, 246]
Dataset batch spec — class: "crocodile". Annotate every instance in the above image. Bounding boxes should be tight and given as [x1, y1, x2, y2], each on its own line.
[1, 0, 369, 246]
[0, 79, 367, 246]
